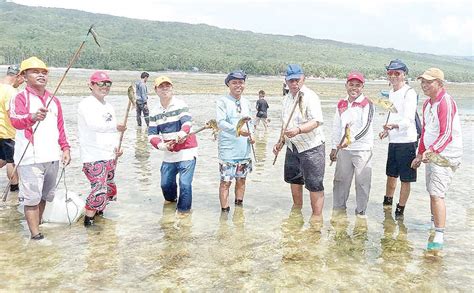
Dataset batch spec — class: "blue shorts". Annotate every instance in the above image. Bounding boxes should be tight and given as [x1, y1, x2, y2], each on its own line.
[219, 159, 252, 182]
[0, 139, 15, 163]
[284, 144, 325, 192]
[386, 142, 417, 182]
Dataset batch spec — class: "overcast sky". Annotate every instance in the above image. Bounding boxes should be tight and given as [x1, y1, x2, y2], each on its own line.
[11, 0, 473, 56]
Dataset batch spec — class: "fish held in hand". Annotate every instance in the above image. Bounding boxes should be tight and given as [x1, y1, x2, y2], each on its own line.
[205, 119, 219, 140]
[127, 85, 137, 107]
[297, 91, 305, 118]
[236, 117, 252, 137]
[368, 96, 398, 113]
[344, 124, 351, 146]
[205, 119, 218, 132]
[425, 152, 459, 170]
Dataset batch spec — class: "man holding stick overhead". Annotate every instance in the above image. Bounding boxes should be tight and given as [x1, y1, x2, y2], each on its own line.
[9, 57, 70, 240]
[272, 64, 325, 222]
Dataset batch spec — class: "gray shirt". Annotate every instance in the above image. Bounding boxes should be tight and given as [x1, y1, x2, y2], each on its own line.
[135, 80, 148, 104]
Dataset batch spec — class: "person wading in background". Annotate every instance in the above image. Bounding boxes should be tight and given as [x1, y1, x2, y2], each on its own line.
[0, 64, 24, 192]
[135, 71, 150, 128]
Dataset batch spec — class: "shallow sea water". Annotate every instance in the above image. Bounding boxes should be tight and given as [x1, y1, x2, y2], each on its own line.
[0, 84, 472, 291]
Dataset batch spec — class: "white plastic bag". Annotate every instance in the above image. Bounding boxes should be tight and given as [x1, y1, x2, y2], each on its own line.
[42, 189, 85, 224]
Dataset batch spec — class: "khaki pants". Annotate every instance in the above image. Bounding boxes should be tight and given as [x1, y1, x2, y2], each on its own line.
[332, 149, 372, 214]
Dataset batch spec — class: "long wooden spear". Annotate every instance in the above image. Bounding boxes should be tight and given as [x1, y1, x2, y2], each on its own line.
[1, 25, 101, 202]
[272, 90, 303, 165]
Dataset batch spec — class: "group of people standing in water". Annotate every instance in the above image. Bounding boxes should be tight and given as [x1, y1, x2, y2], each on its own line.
[0, 56, 462, 252]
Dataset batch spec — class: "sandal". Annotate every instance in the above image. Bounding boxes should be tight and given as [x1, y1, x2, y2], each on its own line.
[31, 233, 44, 240]
[221, 207, 230, 212]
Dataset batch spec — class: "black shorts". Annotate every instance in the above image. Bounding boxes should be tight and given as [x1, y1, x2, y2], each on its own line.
[386, 142, 417, 182]
[0, 138, 15, 163]
[284, 143, 325, 192]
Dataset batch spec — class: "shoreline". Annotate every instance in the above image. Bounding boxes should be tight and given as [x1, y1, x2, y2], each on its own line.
[1, 66, 473, 98]
[2, 65, 474, 85]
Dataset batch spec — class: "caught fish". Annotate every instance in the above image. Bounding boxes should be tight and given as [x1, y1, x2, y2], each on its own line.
[329, 124, 351, 167]
[236, 117, 252, 137]
[367, 96, 398, 113]
[204, 119, 219, 140]
[297, 91, 305, 118]
[208, 119, 219, 140]
[180, 119, 219, 141]
[127, 85, 137, 106]
[344, 124, 351, 145]
[425, 152, 457, 170]
[205, 119, 218, 132]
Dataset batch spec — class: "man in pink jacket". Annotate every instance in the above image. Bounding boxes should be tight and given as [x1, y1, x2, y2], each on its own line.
[9, 57, 71, 240]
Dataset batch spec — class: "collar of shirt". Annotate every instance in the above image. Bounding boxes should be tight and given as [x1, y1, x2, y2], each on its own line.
[26, 86, 51, 104]
[349, 94, 368, 107]
[287, 85, 307, 100]
[431, 89, 447, 104]
[158, 97, 177, 111]
[225, 94, 241, 103]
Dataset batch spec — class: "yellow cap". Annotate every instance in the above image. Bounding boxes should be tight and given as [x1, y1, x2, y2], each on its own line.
[154, 76, 173, 87]
[20, 56, 48, 73]
[417, 68, 444, 81]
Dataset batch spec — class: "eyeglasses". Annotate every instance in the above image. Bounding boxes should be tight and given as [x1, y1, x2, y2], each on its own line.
[235, 100, 242, 113]
[387, 71, 402, 77]
[94, 81, 112, 87]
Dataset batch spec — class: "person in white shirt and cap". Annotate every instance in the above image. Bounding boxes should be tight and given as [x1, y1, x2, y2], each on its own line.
[273, 64, 325, 223]
[330, 71, 374, 218]
[78, 71, 126, 227]
[379, 59, 419, 219]
[411, 68, 462, 252]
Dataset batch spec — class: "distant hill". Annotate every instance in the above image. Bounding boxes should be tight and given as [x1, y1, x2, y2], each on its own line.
[1, 0, 473, 81]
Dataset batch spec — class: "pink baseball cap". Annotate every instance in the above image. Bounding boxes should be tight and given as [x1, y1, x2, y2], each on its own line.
[90, 71, 112, 83]
[346, 71, 365, 83]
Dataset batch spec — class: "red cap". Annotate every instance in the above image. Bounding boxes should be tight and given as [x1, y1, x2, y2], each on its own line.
[346, 71, 365, 83]
[90, 71, 111, 83]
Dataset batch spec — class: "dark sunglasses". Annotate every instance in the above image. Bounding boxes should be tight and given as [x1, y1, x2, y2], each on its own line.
[235, 100, 242, 113]
[387, 71, 402, 77]
[94, 81, 112, 87]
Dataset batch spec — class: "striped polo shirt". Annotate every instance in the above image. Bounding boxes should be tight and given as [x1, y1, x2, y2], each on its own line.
[148, 97, 198, 162]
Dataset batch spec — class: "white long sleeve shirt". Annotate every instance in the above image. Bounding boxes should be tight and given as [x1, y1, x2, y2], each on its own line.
[9, 87, 70, 165]
[78, 96, 119, 163]
[332, 94, 374, 150]
[387, 84, 418, 143]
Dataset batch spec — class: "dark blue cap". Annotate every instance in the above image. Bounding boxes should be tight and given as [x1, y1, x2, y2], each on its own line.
[225, 70, 247, 86]
[386, 59, 408, 73]
[285, 64, 304, 81]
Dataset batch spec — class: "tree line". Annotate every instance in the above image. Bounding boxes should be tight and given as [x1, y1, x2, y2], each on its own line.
[2, 46, 472, 82]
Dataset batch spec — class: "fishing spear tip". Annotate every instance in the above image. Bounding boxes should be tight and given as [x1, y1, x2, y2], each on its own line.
[87, 24, 101, 47]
